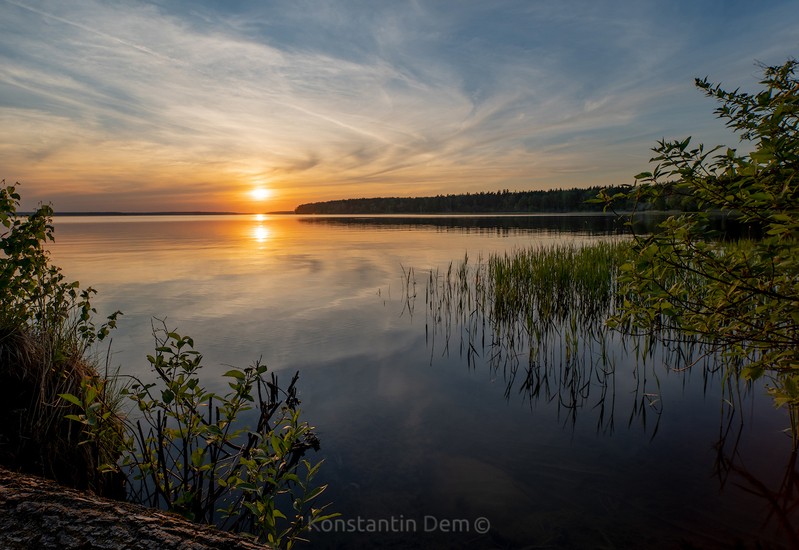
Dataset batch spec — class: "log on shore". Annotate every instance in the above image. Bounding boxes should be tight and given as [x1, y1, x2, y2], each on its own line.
[0, 466, 269, 549]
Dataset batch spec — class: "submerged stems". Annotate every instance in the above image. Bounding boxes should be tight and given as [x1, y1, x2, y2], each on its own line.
[412, 239, 758, 433]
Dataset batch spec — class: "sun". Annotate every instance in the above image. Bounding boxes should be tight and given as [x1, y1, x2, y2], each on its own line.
[250, 187, 272, 201]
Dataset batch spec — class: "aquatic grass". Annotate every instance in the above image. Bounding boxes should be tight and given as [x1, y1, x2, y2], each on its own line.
[416, 241, 631, 426]
[486, 241, 628, 328]
[410, 239, 741, 431]
[422, 241, 631, 357]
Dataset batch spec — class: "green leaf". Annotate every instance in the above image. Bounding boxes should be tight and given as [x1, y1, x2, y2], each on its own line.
[223, 369, 246, 380]
[162, 389, 174, 404]
[59, 393, 83, 407]
[313, 512, 342, 523]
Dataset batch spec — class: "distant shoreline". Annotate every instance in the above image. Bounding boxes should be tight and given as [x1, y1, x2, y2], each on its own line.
[42, 210, 642, 217]
[293, 186, 633, 215]
[44, 211, 295, 217]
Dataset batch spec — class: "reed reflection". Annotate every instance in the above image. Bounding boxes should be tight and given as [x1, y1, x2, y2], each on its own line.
[404, 243, 662, 433]
[714, 415, 799, 545]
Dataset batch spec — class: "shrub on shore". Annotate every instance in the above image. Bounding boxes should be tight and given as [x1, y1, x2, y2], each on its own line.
[0, 181, 124, 496]
[0, 181, 333, 546]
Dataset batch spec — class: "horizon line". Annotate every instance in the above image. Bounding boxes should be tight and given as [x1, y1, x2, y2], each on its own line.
[41, 210, 296, 216]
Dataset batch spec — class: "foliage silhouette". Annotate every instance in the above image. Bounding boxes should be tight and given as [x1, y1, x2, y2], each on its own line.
[597, 58, 799, 438]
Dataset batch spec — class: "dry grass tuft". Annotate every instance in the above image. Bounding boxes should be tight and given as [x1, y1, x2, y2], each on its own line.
[0, 325, 125, 498]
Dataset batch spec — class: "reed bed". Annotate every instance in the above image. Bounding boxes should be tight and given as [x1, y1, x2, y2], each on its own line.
[410, 240, 727, 431]
[423, 241, 630, 361]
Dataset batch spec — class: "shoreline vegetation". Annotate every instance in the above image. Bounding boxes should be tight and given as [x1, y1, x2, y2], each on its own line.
[295, 185, 636, 215]
[0, 181, 335, 547]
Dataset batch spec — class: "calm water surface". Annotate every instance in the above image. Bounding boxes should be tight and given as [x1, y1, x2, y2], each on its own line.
[49, 214, 797, 549]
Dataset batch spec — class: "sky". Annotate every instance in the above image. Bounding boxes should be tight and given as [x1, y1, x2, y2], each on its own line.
[1, 0, 798, 213]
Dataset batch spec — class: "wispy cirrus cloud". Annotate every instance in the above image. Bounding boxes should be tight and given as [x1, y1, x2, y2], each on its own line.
[1, 0, 797, 211]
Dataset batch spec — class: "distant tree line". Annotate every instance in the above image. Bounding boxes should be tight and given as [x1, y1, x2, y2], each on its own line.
[294, 186, 647, 214]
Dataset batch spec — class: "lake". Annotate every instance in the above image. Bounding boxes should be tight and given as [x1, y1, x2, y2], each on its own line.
[49, 214, 797, 548]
